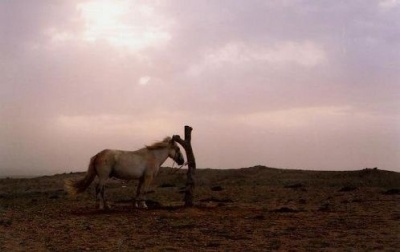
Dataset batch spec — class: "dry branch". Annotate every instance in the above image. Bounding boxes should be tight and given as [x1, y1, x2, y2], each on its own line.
[173, 125, 196, 207]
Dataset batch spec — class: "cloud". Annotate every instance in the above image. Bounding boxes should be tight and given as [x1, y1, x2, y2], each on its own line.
[187, 40, 326, 76]
[54, 112, 183, 139]
[234, 106, 351, 130]
[75, 0, 172, 53]
[0, 0, 399, 175]
[138, 76, 151, 86]
[378, 0, 400, 9]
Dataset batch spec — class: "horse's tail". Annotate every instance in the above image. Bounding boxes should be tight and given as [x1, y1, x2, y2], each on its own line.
[64, 155, 97, 196]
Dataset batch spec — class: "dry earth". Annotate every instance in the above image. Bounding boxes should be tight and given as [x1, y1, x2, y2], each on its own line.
[1, 166, 399, 251]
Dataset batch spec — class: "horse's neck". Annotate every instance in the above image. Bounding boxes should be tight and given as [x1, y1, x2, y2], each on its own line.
[149, 148, 170, 166]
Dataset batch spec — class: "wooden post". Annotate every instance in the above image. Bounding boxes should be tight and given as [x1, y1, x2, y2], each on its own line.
[173, 125, 196, 207]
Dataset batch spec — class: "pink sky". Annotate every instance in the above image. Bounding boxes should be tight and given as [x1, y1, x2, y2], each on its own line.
[1, 0, 399, 176]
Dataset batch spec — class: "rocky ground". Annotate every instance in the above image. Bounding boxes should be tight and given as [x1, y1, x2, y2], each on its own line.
[1, 166, 399, 251]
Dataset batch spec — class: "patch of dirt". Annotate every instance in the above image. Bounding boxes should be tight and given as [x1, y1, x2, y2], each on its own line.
[382, 189, 400, 195]
[0, 167, 399, 251]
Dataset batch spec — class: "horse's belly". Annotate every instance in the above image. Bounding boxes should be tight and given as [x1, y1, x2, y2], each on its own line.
[112, 165, 144, 179]
[112, 156, 146, 179]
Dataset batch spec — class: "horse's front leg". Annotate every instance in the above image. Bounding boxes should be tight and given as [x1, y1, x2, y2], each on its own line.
[134, 176, 144, 208]
[135, 175, 153, 209]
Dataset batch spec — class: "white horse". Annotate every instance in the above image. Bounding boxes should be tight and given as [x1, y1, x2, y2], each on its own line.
[64, 137, 184, 209]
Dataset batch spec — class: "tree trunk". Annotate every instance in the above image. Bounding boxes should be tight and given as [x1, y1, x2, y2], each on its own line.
[173, 126, 196, 207]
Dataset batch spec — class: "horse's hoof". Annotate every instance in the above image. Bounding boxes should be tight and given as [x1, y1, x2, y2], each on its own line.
[140, 202, 148, 209]
[134, 202, 148, 209]
[97, 204, 112, 211]
[134, 200, 148, 209]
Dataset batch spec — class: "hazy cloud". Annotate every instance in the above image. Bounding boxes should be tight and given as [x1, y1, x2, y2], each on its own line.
[0, 0, 399, 176]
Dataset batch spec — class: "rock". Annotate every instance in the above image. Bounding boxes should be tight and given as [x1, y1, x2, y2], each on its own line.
[211, 185, 223, 191]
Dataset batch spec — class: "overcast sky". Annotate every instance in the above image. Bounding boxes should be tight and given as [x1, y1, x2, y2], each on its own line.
[1, 0, 399, 176]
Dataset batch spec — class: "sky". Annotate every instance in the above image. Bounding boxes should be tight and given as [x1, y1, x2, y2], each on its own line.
[1, 0, 399, 176]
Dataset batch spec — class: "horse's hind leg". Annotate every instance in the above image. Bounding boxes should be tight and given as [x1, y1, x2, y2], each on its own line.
[96, 178, 110, 210]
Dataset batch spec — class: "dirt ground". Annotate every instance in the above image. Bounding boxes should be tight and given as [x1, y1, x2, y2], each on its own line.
[1, 166, 399, 251]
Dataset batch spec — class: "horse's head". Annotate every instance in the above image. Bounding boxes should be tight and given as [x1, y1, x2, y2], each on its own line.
[168, 139, 185, 165]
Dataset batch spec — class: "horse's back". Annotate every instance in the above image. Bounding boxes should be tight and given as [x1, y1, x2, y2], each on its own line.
[98, 149, 147, 180]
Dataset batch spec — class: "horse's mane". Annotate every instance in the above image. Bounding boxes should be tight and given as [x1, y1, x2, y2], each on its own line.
[146, 137, 172, 150]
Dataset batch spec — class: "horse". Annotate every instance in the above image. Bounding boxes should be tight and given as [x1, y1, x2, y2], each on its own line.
[64, 137, 185, 210]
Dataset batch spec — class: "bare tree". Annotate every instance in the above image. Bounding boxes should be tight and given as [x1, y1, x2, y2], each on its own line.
[173, 126, 196, 207]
